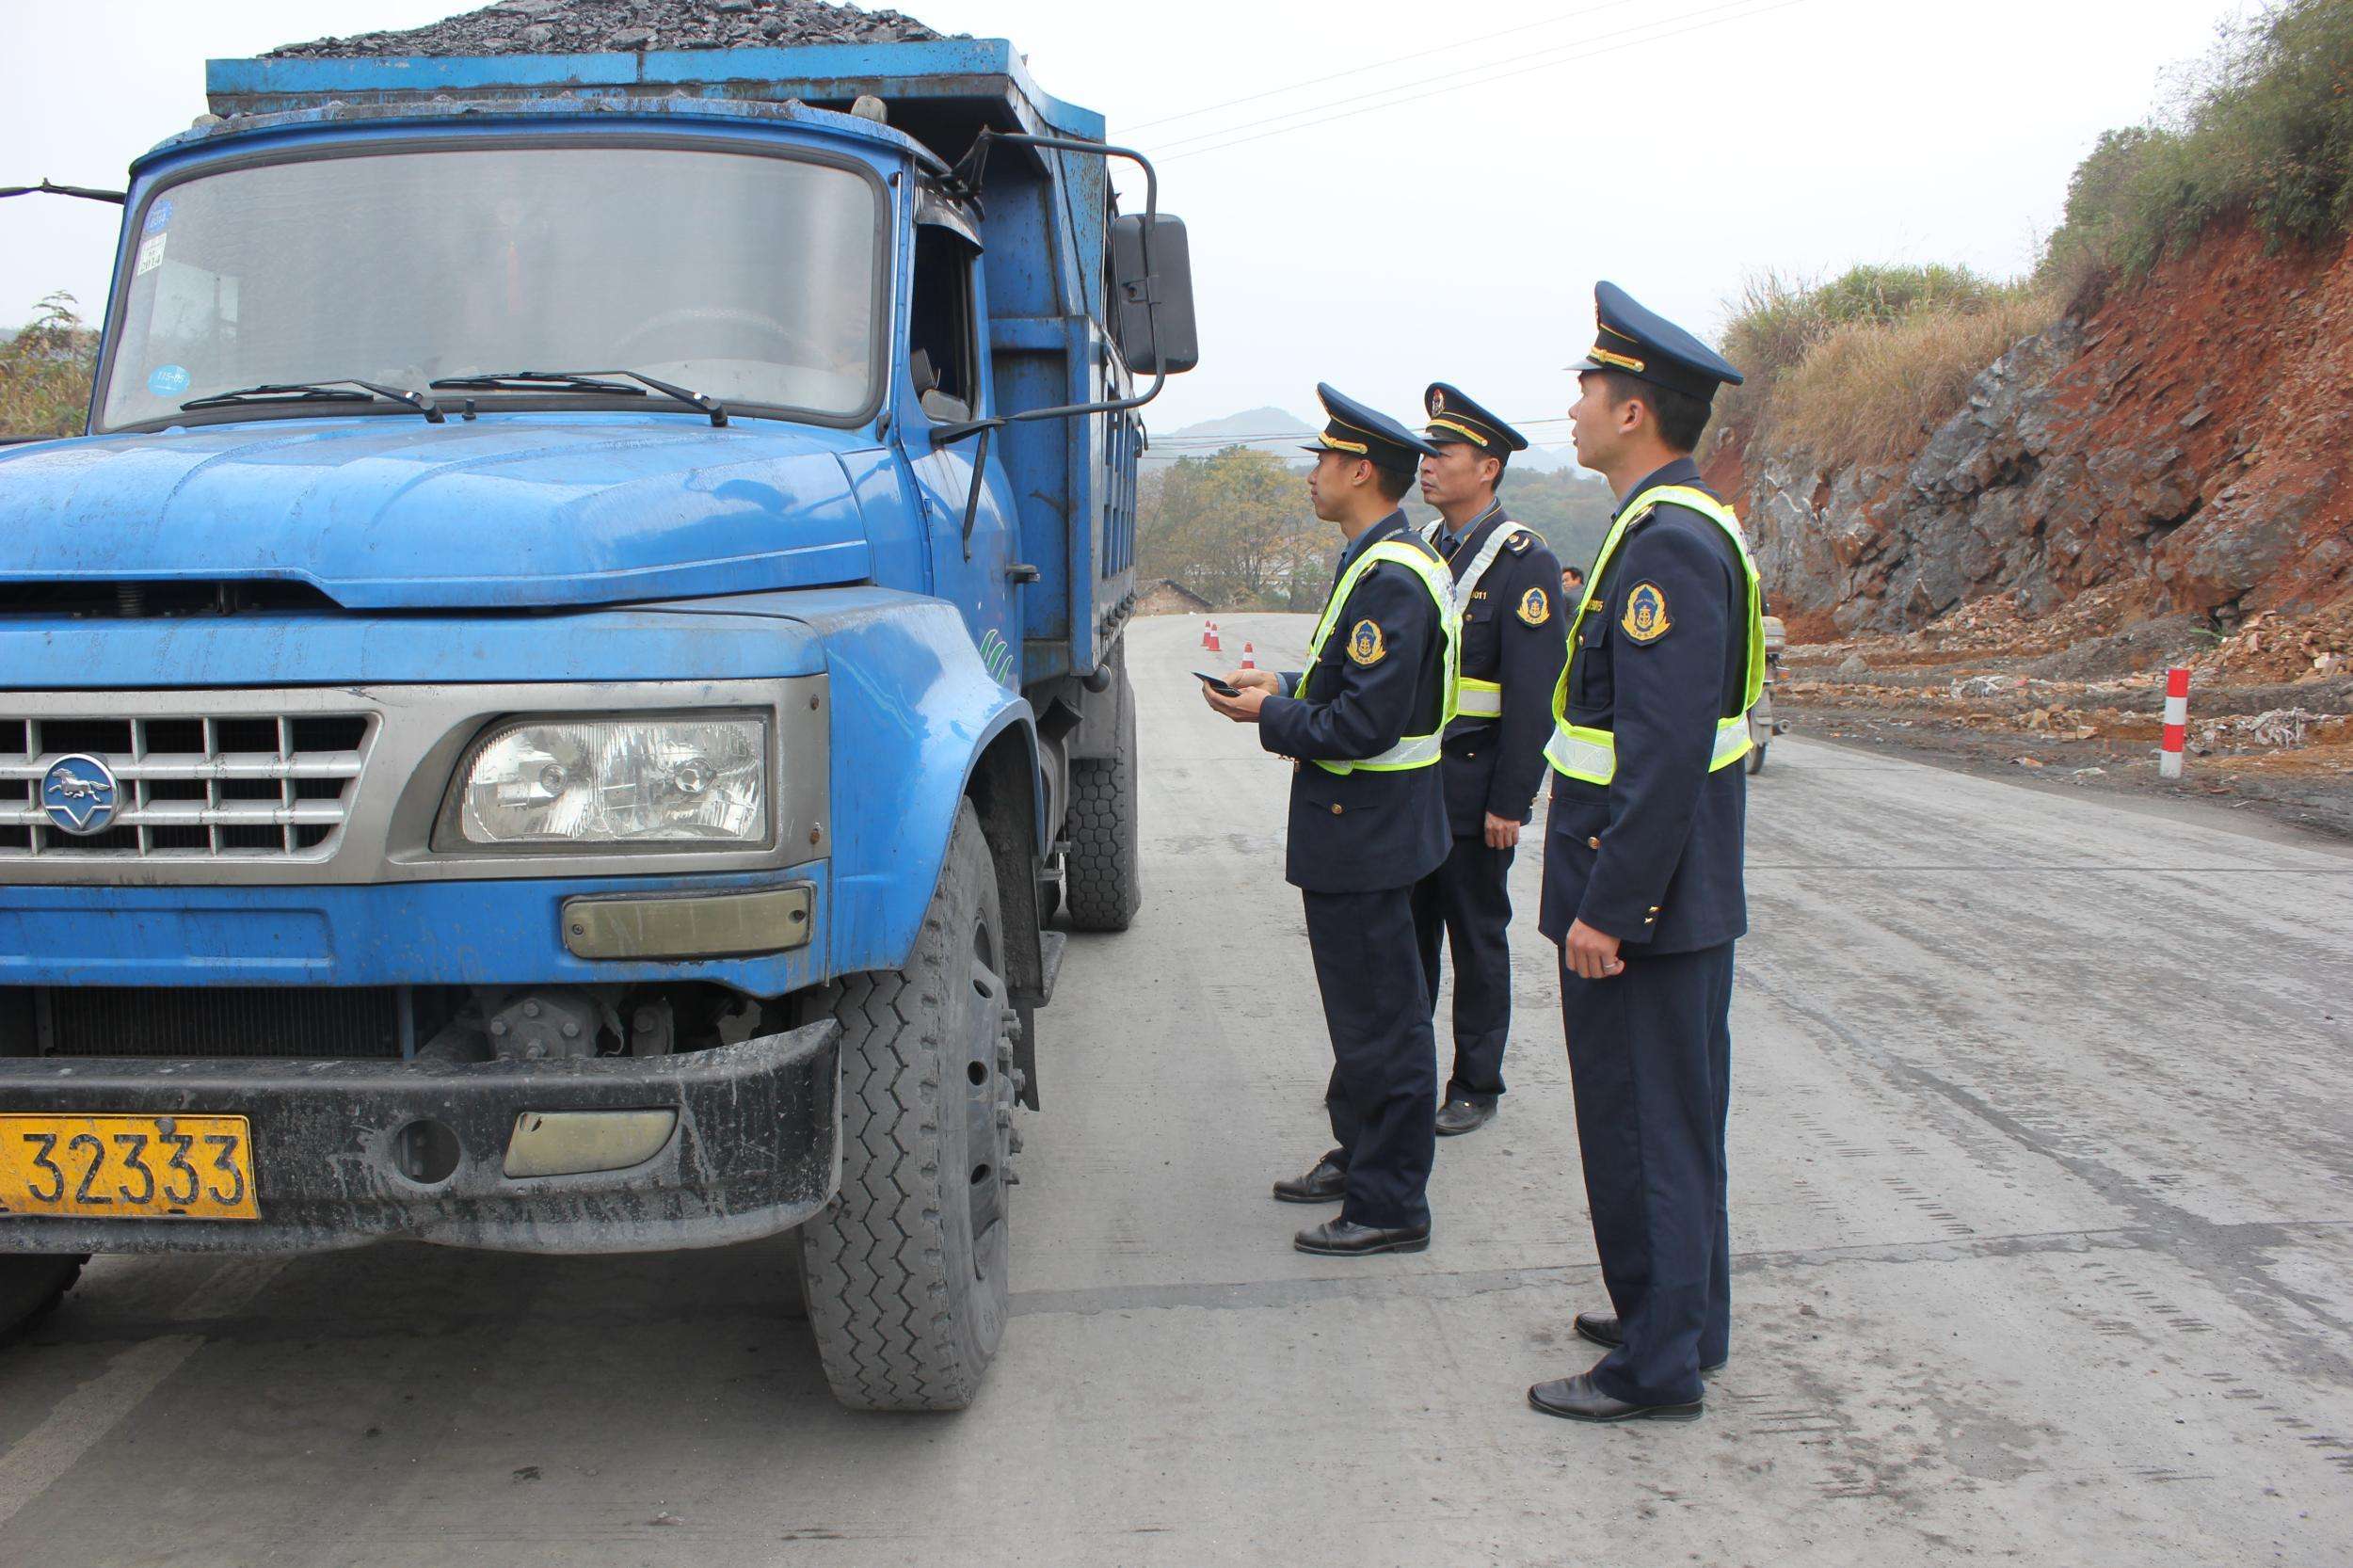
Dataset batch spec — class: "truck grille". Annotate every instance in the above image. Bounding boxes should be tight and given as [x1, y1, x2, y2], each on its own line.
[0, 713, 373, 860]
[7, 985, 411, 1060]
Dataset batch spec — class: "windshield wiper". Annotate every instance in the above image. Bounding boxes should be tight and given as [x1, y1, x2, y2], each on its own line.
[428, 371, 648, 398]
[182, 378, 445, 424]
[429, 369, 728, 427]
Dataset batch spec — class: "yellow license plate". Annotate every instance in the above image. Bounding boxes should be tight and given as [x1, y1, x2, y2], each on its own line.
[0, 1114, 259, 1221]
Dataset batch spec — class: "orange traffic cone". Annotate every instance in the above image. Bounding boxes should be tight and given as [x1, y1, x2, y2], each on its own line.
[1204, 622, 1221, 654]
[1241, 642, 1256, 670]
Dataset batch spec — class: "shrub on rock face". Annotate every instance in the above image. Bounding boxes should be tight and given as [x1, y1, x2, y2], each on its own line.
[1714, 265, 2055, 462]
[2040, 0, 2353, 295]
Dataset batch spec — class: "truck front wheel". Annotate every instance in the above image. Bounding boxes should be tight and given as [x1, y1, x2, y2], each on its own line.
[0, 1255, 85, 1345]
[799, 799, 1017, 1411]
[1064, 650, 1141, 932]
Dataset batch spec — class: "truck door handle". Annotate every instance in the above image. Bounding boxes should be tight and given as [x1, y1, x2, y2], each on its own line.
[1007, 564, 1042, 584]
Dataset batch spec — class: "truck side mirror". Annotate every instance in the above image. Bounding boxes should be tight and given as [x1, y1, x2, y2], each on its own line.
[1110, 213, 1198, 376]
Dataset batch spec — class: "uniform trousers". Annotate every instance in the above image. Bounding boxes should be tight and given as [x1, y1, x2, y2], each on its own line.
[1305, 886, 1437, 1229]
[1410, 834, 1516, 1104]
[1559, 940, 1735, 1405]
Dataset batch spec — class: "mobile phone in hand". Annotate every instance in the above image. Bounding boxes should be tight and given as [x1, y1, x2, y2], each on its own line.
[1193, 671, 1241, 697]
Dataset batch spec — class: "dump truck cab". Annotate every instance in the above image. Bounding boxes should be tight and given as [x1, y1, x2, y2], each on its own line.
[0, 41, 1194, 1410]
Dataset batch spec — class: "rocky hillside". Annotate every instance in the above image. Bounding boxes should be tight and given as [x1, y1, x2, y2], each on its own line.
[1709, 220, 2353, 645]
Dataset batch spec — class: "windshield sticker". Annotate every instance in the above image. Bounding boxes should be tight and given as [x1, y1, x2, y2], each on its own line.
[134, 232, 167, 277]
[146, 364, 190, 399]
[143, 198, 173, 233]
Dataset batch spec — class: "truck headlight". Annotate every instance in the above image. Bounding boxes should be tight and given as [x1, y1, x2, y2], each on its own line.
[456, 717, 768, 847]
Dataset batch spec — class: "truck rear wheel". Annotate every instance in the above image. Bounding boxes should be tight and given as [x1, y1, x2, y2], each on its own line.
[0, 1255, 86, 1345]
[799, 799, 1017, 1411]
[1064, 654, 1141, 932]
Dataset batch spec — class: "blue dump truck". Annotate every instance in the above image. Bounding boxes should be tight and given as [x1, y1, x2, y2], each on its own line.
[0, 40, 1195, 1409]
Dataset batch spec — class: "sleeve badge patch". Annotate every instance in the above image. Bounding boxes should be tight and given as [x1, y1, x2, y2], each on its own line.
[1516, 586, 1550, 626]
[1622, 582, 1671, 643]
[1347, 619, 1387, 666]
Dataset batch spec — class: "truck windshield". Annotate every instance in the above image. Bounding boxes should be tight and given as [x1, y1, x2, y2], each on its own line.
[99, 144, 883, 430]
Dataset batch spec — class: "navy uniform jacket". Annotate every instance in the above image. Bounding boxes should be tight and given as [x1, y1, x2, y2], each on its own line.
[1433, 507, 1568, 837]
[1538, 458, 1749, 954]
[1261, 511, 1451, 894]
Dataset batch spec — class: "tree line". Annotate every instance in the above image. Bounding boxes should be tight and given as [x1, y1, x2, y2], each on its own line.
[1138, 444, 1619, 611]
[0, 295, 97, 441]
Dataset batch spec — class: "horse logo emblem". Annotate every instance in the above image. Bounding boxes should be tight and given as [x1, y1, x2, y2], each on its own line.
[41, 754, 121, 835]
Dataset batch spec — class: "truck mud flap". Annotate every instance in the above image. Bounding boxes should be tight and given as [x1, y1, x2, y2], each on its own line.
[1008, 930, 1066, 1111]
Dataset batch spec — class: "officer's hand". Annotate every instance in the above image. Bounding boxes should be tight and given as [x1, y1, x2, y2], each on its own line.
[1482, 812, 1521, 851]
[1226, 668, 1283, 695]
[1564, 919, 1625, 981]
[1205, 683, 1268, 724]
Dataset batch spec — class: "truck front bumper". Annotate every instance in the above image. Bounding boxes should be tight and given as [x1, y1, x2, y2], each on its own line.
[0, 1021, 839, 1256]
[0, 870, 831, 995]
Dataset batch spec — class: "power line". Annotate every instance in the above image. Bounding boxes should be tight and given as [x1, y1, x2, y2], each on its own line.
[1149, 414, 1581, 449]
[1121, 0, 1655, 135]
[1147, 0, 1769, 156]
[1158, 0, 1814, 163]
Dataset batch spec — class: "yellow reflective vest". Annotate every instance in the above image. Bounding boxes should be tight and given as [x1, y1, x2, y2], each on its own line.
[1544, 484, 1765, 785]
[1296, 539, 1462, 775]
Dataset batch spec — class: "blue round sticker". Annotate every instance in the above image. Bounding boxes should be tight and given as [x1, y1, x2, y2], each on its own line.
[144, 198, 173, 233]
[147, 364, 191, 398]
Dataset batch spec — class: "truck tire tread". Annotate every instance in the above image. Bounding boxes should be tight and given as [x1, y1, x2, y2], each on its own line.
[800, 802, 1013, 1411]
[1065, 664, 1141, 933]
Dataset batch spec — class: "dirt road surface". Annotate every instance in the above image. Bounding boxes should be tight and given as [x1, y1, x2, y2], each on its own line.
[3, 612, 2348, 1566]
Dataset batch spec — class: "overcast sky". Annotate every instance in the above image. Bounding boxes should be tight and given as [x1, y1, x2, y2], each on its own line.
[3, 0, 2239, 437]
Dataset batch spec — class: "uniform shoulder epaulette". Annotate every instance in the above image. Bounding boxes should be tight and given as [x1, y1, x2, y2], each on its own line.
[1504, 531, 1532, 554]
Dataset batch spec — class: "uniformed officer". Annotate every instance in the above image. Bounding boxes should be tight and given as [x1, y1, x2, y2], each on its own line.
[1204, 383, 1457, 1256]
[1410, 384, 1565, 1137]
[1529, 283, 1763, 1422]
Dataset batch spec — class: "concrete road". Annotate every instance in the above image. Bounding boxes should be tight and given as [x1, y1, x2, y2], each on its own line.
[4, 611, 2350, 1567]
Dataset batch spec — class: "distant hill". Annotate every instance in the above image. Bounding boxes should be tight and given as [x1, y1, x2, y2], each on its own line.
[1141, 407, 1310, 472]
[1513, 444, 1584, 474]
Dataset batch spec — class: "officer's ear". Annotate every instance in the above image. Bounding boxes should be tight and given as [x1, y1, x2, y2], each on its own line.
[1597, 369, 1654, 439]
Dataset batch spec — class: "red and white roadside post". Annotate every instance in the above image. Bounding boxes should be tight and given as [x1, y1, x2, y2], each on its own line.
[2160, 667, 2189, 779]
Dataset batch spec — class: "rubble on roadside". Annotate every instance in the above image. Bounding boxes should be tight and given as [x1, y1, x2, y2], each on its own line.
[1774, 594, 2353, 835]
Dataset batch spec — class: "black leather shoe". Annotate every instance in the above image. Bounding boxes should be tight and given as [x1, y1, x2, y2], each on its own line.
[1272, 1158, 1348, 1205]
[1573, 1310, 1624, 1349]
[1293, 1218, 1430, 1256]
[1574, 1312, 1725, 1374]
[1435, 1096, 1496, 1137]
[1527, 1371, 1703, 1423]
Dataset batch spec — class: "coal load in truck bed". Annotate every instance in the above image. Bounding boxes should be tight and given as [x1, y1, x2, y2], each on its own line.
[264, 0, 952, 58]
